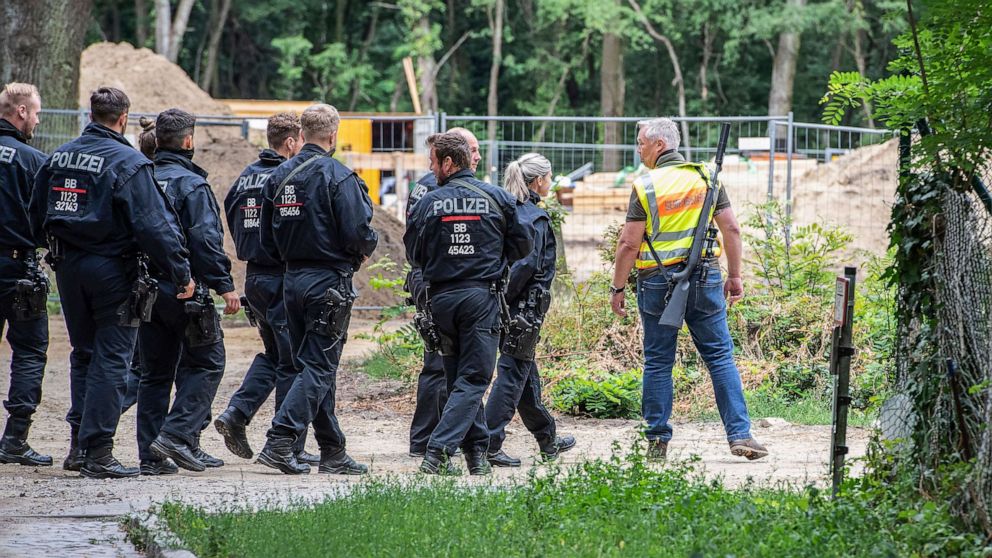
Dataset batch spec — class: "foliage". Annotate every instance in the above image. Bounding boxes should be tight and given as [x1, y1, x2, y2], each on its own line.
[88, 0, 904, 123]
[354, 257, 420, 383]
[160, 445, 989, 558]
[548, 368, 642, 419]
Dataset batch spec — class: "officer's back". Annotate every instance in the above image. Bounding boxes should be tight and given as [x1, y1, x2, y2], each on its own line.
[405, 144, 531, 286]
[0, 84, 46, 253]
[225, 148, 285, 269]
[261, 119, 377, 272]
[30, 89, 189, 288]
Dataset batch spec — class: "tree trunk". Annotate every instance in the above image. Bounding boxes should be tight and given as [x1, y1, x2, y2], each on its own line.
[600, 23, 625, 171]
[135, 0, 148, 46]
[166, 0, 196, 63]
[349, 6, 380, 111]
[768, 0, 806, 116]
[0, 0, 93, 110]
[486, 0, 504, 175]
[200, 0, 232, 94]
[700, 21, 712, 103]
[335, 0, 347, 44]
[416, 16, 438, 113]
[155, 0, 171, 57]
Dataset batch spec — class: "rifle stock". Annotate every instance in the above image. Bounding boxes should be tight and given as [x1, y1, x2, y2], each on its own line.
[658, 123, 732, 329]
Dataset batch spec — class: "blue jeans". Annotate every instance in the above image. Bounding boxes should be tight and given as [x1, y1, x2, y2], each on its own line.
[637, 263, 752, 443]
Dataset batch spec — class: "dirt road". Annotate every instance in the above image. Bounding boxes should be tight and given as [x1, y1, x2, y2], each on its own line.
[0, 317, 868, 556]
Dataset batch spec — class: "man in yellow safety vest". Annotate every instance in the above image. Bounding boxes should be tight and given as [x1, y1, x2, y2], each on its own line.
[609, 117, 768, 462]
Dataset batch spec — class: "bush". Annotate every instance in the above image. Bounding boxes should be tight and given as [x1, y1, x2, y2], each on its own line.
[548, 368, 642, 419]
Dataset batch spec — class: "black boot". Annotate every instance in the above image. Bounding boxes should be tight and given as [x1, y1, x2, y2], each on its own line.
[296, 449, 320, 466]
[257, 436, 310, 475]
[538, 434, 576, 461]
[0, 417, 53, 466]
[487, 449, 522, 468]
[192, 447, 225, 468]
[150, 433, 206, 472]
[140, 458, 179, 476]
[464, 449, 492, 476]
[63, 430, 83, 471]
[419, 448, 461, 476]
[318, 448, 368, 475]
[80, 446, 139, 479]
[214, 406, 253, 459]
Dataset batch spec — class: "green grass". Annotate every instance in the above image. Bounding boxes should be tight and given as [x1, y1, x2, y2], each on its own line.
[693, 392, 875, 427]
[159, 448, 985, 558]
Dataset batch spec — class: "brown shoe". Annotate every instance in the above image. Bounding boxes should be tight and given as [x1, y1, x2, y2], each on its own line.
[729, 438, 769, 461]
[647, 439, 668, 461]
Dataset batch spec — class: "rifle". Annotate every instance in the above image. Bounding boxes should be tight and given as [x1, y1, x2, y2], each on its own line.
[657, 122, 731, 329]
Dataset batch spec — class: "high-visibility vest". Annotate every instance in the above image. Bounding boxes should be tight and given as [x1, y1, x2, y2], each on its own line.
[632, 162, 721, 269]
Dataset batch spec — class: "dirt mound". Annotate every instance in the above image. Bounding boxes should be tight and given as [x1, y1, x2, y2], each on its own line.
[791, 138, 899, 255]
[79, 42, 232, 115]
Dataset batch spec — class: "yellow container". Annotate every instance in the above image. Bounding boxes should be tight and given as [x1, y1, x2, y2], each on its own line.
[336, 119, 379, 203]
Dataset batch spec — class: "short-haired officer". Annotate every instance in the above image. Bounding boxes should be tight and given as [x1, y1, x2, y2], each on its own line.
[0, 82, 51, 466]
[30, 87, 194, 478]
[257, 104, 378, 475]
[136, 108, 240, 475]
[214, 112, 320, 466]
[404, 132, 532, 475]
[406, 126, 482, 457]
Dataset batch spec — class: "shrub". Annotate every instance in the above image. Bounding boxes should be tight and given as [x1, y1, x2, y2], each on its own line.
[548, 368, 642, 419]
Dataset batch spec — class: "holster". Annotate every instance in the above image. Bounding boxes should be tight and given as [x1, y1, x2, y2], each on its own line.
[12, 252, 49, 321]
[413, 286, 456, 356]
[184, 286, 222, 347]
[307, 286, 354, 340]
[117, 257, 160, 327]
[43, 235, 63, 271]
[500, 286, 550, 361]
[241, 295, 258, 327]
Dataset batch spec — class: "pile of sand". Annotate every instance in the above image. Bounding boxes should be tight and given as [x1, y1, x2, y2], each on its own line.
[79, 42, 232, 115]
[791, 138, 899, 255]
[79, 41, 407, 308]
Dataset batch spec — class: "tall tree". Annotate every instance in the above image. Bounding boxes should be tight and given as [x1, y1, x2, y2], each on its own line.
[485, 0, 505, 171]
[600, 0, 626, 170]
[155, 0, 196, 63]
[199, 0, 232, 94]
[0, 0, 93, 110]
[768, 0, 806, 115]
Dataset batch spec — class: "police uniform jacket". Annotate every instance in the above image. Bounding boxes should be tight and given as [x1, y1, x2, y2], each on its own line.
[153, 150, 235, 295]
[260, 143, 378, 272]
[224, 148, 285, 270]
[0, 118, 46, 251]
[404, 172, 437, 307]
[505, 190, 556, 304]
[30, 122, 191, 288]
[404, 168, 533, 286]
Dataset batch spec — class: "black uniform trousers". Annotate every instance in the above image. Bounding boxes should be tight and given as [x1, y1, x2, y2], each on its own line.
[485, 354, 556, 452]
[228, 271, 296, 423]
[136, 282, 225, 461]
[0, 255, 49, 424]
[409, 350, 446, 453]
[57, 249, 138, 452]
[428, 286, 501, 455]
[266, 267, 350, 451]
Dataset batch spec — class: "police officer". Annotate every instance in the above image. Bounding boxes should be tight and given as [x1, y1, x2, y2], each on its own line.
[137, 108, 240, 474]
[0, 83, 51, 466]
[404, 132, 532, 475]
[214, 112, 319, 466]
[406, 127, 481, 457]
[256, 104, 377, 475]
[485, 153, 576, 467]
[30, 87, 194, 478]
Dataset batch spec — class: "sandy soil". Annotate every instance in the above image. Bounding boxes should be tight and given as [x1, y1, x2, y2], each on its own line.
[0, 317, 867, 555]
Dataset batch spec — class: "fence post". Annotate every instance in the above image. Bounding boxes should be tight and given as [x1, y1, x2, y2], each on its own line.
[829, 266, 857, 497]
[785, 111, 794, 246]
[439, 112, 447, 132]
[77, 109, 88, 135]
[767, 119, 777, 203]
[240, 119, 249, 140]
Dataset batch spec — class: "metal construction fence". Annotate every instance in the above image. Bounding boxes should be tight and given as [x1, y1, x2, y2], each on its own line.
[35, 109, 897, 281]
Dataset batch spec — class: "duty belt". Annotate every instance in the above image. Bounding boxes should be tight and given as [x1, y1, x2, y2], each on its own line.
[429, 279, 496, 296]
[246, 262, 285, 275]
